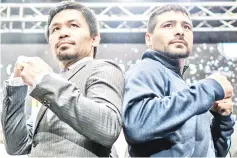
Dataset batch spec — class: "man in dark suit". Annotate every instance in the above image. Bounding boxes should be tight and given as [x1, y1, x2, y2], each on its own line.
[1, 1, 124, 157]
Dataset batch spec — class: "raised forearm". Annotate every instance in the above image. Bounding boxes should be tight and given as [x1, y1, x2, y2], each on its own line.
[30, 62, 124, 147]
[51, 95, 122, 147]
[1, 84, 32, 155]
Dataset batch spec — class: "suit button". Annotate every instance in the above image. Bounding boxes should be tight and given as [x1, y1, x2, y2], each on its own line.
[45, 103, 51, 108]
[32, 141, 37, 147]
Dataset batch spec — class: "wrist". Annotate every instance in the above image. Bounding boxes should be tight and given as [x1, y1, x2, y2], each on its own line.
[7, 74, 25, 86]
[33, 72, 51, 88]
[210, 110, 232, 121]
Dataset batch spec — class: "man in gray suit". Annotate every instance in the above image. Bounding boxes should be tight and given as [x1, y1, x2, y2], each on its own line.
[229, 117, 237, 157]
[1, 1, 124, 157]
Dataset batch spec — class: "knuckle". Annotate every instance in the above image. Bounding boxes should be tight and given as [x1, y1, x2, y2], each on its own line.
[26, 59, 33, 64]
[20, 72, 25, 78]
[14, 62, 20, 67]
[17, 55, 24, 60]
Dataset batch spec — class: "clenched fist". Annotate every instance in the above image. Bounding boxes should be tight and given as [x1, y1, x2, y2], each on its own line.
[13, 56, 28, 78]
[14, 56, 53, 87]
[208, 73, 233, 99]
[210, 98, 233, 116]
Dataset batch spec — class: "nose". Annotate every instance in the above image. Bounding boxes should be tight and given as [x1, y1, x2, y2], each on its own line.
[174, 24, 184, 37]
[59, 27, 70, 39]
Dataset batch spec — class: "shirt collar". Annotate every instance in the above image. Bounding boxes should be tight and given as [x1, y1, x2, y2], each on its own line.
[66, 57, 93, 71]
[142, 50, 189, 77]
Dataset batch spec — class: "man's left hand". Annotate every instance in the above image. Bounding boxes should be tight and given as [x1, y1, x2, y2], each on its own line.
[211, 98, 233, 116]
[20, 57, 53, 87]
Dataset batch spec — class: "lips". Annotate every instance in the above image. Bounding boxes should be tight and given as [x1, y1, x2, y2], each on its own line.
[170, 39, 188, 46]
[170, 40, 187, 46]
[57, 41, 73, 48]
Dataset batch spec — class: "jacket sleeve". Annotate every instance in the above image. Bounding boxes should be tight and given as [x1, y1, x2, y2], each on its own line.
[1, 83, 33, 155]
[122, 63, 225, 143]
[30, 61, 124, 147]
[210, 111, 235, 157]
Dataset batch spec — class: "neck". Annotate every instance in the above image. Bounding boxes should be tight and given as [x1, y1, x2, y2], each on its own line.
[60, 59, 79, 71]
[59, 56, 94, 71]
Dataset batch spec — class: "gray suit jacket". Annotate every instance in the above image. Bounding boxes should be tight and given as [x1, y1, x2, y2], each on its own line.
[229, 121, 237, 157]
[1, 59, 124, 157]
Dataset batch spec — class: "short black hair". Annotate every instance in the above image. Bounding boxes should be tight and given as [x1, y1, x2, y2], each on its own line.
[45, 1, 99, 58]
[147, 4, 191, 33]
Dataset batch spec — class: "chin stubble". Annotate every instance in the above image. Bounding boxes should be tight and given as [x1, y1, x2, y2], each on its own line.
[57, 54, 77, 61]
[166, 51, 190, 59]
[156, 47, 190, 59]
[57, 49, 78, 61]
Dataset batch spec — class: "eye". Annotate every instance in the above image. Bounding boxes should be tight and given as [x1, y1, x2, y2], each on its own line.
[164, 23, 173, 28]
[52, 27, 59, 33]
[184, 25, 191, 30]
[71, 24, 79, 28]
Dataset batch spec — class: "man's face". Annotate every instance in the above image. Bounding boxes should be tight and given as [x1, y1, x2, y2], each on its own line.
[146, 11, 193, 59]
[48, 9, 98, 62]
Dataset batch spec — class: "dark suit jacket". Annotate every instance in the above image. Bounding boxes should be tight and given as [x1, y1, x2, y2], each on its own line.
[1, 59, 124, 157]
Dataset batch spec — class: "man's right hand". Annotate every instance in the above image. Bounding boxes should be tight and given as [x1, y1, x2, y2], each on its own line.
[13, 56, 28, 78]
[208, 73, 233, 99]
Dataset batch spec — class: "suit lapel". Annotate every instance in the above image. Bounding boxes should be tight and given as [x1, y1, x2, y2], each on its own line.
[33, 105, 47, 134]
[59, 60, 90, 80]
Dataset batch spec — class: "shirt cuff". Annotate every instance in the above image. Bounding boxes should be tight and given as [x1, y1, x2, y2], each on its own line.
[5, 76, 25, 86]
[210, 110, 233, 121]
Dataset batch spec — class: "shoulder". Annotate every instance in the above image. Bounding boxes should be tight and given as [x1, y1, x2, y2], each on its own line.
[125, 59, 165, 81]
[88, 59, 124, 80]
[90, 59, 122, 71]
[86, 59, 124, 89]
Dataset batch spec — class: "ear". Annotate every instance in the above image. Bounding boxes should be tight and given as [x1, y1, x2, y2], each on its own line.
[145, 32, 152, 49]
[92, 34, 101, 47]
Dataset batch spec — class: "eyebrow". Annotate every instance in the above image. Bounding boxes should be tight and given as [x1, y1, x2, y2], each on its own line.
[162, 20, 192, 26]
[49, 19, 80, 29]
